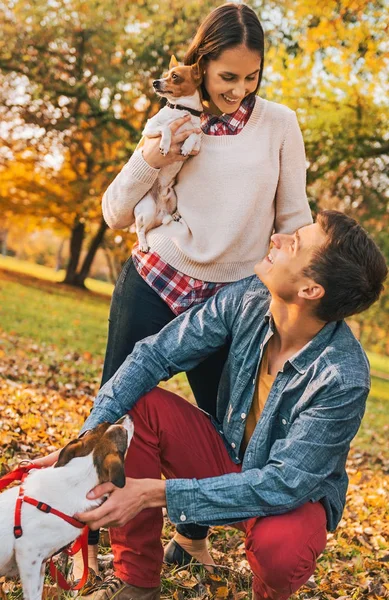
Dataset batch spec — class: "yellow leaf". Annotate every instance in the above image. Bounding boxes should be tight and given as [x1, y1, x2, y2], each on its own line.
[215, 586, 229, 598]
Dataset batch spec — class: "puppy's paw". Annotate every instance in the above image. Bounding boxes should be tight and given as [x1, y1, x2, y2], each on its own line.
[180, 146, 190, 157]
[159, 142, 171, 156]
[139, 243, 150, 253]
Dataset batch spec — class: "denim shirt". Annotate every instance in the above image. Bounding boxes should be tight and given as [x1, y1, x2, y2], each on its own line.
[81, 276, 370, 532]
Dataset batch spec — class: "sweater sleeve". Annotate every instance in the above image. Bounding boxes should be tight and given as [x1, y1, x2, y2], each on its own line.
[102, 150, 160, 230]
[274, 111, 313, 234]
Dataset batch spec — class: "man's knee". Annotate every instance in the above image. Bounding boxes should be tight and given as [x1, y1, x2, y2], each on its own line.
[245, 503, 327, 595]
[130, 387, 177, 417]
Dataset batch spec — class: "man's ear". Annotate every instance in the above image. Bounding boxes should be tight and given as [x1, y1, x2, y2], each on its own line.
[99, 454, 126, 488]
[169, 55, 179, 69]
[191, 61, 202, 83]
[298, 282, 325, 301]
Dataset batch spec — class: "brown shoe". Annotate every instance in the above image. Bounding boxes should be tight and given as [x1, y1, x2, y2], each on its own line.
[80, 575, 160, 600]
[76, 568, 103, 596]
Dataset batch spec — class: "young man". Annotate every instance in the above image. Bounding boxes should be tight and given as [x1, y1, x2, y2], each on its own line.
[39, 211, 387, 600]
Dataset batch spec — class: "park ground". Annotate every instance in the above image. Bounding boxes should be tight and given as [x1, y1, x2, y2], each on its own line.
[0, 261, 388, 600]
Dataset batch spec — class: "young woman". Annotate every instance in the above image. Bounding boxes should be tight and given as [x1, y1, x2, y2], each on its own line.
[76, 1, 313, 588]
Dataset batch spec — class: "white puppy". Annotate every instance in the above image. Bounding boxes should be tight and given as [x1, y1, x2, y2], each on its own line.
[0, 416, 134, 600]
[134, 55, 203, 252]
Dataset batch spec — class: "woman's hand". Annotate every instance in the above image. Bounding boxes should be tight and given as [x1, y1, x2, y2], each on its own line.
[31, 449, 61, 467]
[142, 115, 201, 169]
[75, 478, 166, 530]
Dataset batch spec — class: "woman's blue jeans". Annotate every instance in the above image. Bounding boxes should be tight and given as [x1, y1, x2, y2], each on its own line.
[88, 257, 229, 544]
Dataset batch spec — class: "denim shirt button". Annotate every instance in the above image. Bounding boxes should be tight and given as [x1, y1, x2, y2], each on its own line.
[180, 513, 187, 522]
[241, 413, 246, 419]
[231, 442, 236, 449]
[282, 418, 287, 425]
[252, 378, 256, 385]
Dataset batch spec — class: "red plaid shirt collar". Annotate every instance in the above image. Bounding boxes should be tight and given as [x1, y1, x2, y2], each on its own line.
[201, 94, 255, 135]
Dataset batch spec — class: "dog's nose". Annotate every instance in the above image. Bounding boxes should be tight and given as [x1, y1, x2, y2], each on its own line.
[152, 80, 160, 89]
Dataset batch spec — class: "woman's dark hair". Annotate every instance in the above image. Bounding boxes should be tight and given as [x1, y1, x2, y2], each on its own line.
[184, 3, 265, 101]
[304, 210, 388, 322]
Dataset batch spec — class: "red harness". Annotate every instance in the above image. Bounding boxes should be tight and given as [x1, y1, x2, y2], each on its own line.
[0, 464, 89, 591]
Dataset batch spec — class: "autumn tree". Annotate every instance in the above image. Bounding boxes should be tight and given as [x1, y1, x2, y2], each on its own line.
[0, 0, 216, 286]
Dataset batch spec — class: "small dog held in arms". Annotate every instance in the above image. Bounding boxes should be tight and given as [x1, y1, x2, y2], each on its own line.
[134, 55, 203, 252]
[0, 416, 133, 600]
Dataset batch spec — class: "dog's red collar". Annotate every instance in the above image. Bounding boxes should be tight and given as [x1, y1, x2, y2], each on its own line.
[166, 101, 203, 117]
[0, 463, 89, 591]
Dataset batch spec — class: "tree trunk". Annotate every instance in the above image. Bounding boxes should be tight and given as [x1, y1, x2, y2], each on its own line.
[73, 218, 108, 287]
[63, 220, 85, 285]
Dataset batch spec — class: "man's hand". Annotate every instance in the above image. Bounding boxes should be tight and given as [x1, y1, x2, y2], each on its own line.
[75, 478, 166, 530]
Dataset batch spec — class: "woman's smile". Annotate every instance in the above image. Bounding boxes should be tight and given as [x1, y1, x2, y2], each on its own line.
[220, 93, 242, 106]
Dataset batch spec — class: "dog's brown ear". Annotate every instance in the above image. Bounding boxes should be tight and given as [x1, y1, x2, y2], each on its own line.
[169, 54, 179, 69]
[55, 439, 85, 468]
[97, 453, 126, 488]
[191, 61, 202, 83]
[104, 424, 130, 455]
[94, 425, 130, 488]
[55, 423, 111, 468]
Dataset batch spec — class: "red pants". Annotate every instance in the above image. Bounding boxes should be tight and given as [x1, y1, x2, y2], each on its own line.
[110, 388, 327, 599]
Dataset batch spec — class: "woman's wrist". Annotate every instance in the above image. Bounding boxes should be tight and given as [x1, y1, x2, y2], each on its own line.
[141, 146, 162, 170]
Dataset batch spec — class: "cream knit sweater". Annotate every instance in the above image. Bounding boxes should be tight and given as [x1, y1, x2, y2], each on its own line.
[102, 97, 312, 282]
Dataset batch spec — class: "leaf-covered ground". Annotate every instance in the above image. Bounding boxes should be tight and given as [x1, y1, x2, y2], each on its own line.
[0, 332, 388, 600]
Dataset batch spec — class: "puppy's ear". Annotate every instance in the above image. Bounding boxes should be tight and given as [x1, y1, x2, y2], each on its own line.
[105, 425, 130, 456]
[55, 423, 111, 468]
[101, 454, 126, 488]
[94, 425, 130, 488]
[169, 54, 179, 69]
[191, 61, 202, 83]
[55, 439, 84, 468]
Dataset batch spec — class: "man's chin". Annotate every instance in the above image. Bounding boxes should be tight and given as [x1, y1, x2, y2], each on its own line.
[254, 259, 267, 277]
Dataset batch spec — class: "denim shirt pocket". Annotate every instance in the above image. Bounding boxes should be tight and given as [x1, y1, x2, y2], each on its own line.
[271, 411, 291, 442]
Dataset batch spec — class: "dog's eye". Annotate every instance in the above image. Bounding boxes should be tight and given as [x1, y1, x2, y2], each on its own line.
[171, 73, 178, 80]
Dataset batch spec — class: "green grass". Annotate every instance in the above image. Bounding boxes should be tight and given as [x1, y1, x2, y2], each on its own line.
[0, 268, 110, 356]
[355, 373, 389, 457]
[0, 255, 113, 296]
[368, 351, 389, 374]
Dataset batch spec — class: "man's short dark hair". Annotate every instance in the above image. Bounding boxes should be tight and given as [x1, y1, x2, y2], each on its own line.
[304, 210, 387, 322]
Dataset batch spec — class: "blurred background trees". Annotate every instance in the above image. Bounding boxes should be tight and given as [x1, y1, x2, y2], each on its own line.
[0, 0, 388, 348]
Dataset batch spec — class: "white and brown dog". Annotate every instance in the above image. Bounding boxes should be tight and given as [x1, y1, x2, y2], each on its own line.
[134, 55, 203, 252]
[0, 415, 133, 600]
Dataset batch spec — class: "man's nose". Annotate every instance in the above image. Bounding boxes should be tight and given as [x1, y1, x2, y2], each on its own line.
[271, 233, 292, 248]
